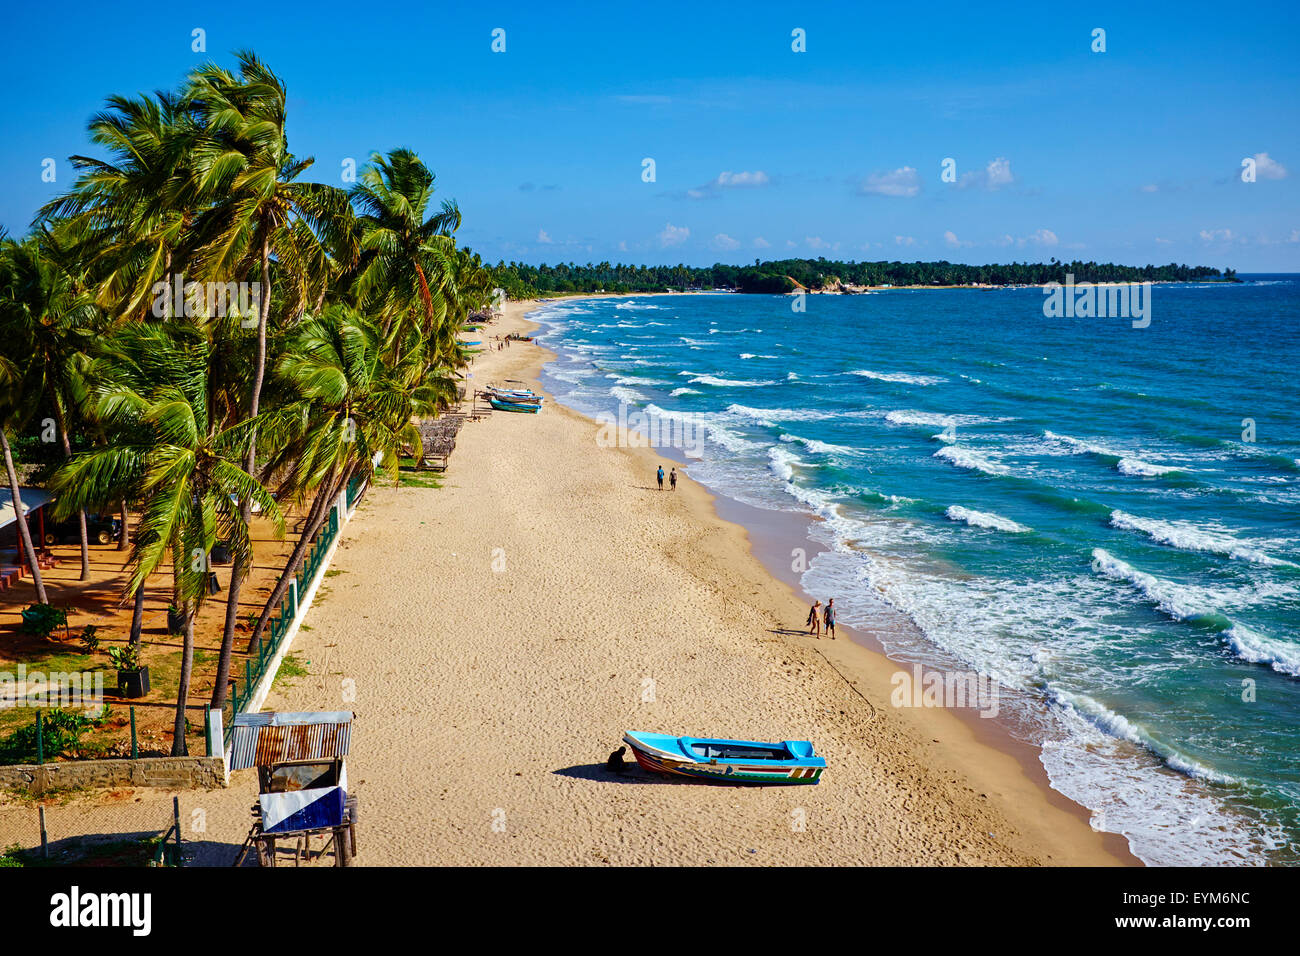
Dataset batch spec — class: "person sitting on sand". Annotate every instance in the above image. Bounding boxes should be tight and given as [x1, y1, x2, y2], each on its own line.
[824, 598, 836, 639]
[657, 465, 664, 490]
[807, 600, 822, 637]
[669, 467, 677, 491]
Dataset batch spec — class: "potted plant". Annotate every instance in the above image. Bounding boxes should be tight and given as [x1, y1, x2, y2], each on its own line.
[108, 644, 150, 699]
[210, 540, 232, 565]
[20, 603, 69, 641]
[79, 624, 100, 654]
[166, 604, 185, 634]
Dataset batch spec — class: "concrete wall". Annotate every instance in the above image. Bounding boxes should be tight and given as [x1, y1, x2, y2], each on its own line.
[0, 755, 228, 795]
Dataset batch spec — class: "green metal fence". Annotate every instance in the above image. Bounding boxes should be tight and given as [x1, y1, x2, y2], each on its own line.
[220, 504, 342, 743]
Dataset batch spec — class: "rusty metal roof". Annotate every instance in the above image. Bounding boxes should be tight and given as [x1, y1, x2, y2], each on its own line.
[228, 711, 353, 770]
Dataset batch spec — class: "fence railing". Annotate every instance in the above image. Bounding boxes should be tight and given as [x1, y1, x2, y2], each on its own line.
[1, 481, 366, 766]
[221, 501, 343, 742]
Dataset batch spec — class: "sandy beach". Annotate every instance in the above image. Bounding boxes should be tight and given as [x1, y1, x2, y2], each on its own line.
[244, 297, 1133, 866]
[0, 297, 1135, 866]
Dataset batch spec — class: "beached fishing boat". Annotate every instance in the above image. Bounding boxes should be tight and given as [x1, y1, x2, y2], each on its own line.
[487, 384, 539, 399]
[489, 395, 543, 413]
[622, 731, 825, 784]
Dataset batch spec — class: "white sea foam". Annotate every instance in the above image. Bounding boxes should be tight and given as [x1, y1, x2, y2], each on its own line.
[1109, 510, 1296, 567]
[1049, 689, 1239, 785]
[1117, 457, 1182, 477]
[1090, 548, 1217, 622]
[609, 386, 648, 404]
[850, 369, 944, 385]
[933, 445, 1010, 476]
[1047, 431, 1186, 477]
[1225, 625, 1300, 678]
[669, 387, 702, 397]
[726, 403, 836, 423]
[739, 353, 778, 360]
[945, 505, 1031, 533]
[779, 433, 857, 456]
[688, 374, 773, 388]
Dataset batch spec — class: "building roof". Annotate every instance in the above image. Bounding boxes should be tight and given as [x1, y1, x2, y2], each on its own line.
[229, 711, 353, 770]
[0, 488, 53, 533]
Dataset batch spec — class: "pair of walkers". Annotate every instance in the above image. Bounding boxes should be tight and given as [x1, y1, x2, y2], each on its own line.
[806, 598, 836, 638]
[656, 465, 677, 491]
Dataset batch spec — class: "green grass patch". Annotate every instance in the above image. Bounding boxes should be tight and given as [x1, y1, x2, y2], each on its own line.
[272, 654, 309, 690]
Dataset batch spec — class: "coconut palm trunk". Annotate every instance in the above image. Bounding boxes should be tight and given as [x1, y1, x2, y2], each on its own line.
[128, 581, 145, 646]
[242, 468, 345, 657]
[172, 609, 195, 756]
[212, 234, 272, 711]
[1, 428, 47, 603]
[118, 499, 130, 550]
[53, 397, 90, 580]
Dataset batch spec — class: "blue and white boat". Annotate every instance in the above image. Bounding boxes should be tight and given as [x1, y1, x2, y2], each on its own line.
[489, 395, 543, 413]
[622, 731, 825, 784]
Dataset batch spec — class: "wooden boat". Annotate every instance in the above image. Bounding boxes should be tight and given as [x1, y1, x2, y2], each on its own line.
[489, 396, 543, 413]
[622, 731, 825, 784]
[486, 384, 541, 402]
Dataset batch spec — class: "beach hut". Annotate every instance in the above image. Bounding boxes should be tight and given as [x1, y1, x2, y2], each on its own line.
[230, 711, 358, 867]
[0, 487, 55, 591]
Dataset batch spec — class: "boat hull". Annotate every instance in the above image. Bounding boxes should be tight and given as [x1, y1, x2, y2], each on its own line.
[622, 731, 825, 785]
[489, 396, 542, 413]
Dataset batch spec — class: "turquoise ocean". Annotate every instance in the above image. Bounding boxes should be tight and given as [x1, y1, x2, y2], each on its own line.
[528, 278, 1299, 866]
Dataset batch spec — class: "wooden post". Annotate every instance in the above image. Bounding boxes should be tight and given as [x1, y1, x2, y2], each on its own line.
[173, 796, 183, 866]
[129, 706, 138, 759]
[38, 806, 48, 859]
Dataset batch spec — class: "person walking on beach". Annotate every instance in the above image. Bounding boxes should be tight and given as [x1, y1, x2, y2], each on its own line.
[657, 465, 664, 490]
[669, 467, 677, 491]
[824, 599, 836, 639]
[807, 599, 822, 637]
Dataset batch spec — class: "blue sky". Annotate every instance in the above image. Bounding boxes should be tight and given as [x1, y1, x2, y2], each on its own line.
[2, 1, 1297, 270]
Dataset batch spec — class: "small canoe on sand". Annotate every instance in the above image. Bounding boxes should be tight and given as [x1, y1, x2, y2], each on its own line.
[622, 731, 825, 784]
[489, 396, 543, 413]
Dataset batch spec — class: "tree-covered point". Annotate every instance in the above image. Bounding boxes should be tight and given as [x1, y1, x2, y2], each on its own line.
[488, 257, 1231, 298]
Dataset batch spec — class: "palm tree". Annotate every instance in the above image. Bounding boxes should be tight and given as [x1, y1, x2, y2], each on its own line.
[346, 149, 461, 336]
[50, 321, 282, 754]
[182, 51, 353, 713]
[0, 229, 107, 579]
[241, 304, 424, 661]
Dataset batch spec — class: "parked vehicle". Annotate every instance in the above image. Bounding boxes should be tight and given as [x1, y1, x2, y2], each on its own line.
[42, 513, 121, 546]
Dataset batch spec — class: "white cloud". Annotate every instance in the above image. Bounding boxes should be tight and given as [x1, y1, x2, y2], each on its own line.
[1290, 229, 1300, 243]
[894, 235, 916, 246]
[659, 222, 690, 247]
[1199, 228, 1234, 241]
[711, 233, 741, 251]
[753, 236, 771, 248]
[959, 156, 1015, 191]
[537, 229, 552, 244]
[785, 239, 798, 248]
[688, 170, 771, 199]
[860, 166, 920, 198]
[1251, 152, 1288, 180]
[1155, 237, 1174, 245]
[943, 230, 971, 248]
[1141, 184, 1159, 193]
[1025, 228, 1058, 247]
[617, 240, 628, 252]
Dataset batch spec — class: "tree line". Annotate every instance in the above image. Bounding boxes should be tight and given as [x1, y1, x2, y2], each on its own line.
[489, 257, 1230, 297]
